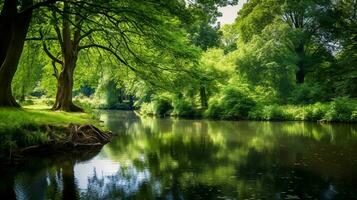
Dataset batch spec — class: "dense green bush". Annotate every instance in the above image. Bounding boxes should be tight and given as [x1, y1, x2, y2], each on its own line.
[21, 99, 34, 106]
[248, 98, 356, 122]
[205, 87, 256, 119]
[323, 97, 357, 122]
[140, 102, 155, 115]
[140, 95, 173, 116]
[172, 97, 197, 117]
[249, 105, 284, 120]
[152, 96, 173, 116]
[288, 83, 324, 104]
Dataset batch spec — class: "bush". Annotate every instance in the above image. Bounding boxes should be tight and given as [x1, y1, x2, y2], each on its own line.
[306, 103, 329, 120]
[249, 102, 330, 121]
[323, 97, 357, 122]
[42, 98, 54, 106]
[206, 87, 256, 119]
[140, 102, 155, 115]
[289, 83, 323, 104]
[351, 111, 357, 121]
[172, 97, 196, 117]
[139, 95, 173, 116]
[252, 105, 285, 120]
[152, 96, 173, 116]
[21, 99, 34, 106]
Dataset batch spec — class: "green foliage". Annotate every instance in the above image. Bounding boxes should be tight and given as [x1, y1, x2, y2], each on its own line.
[323, 97, 357, 122]
[152, 96, 173, 116]
[12, 41, 45, 100]
[288, 83, 324, 104]
[248, 99, 357, 122]
[140, 102, 155, 116]
[205, 86, 256, 119]
[172, 97, 196, 117]
[235, 22, 297, 100]
[236, 0, 281, 43]
[249, 104, 284, 121]
[140, 95, 173, 116]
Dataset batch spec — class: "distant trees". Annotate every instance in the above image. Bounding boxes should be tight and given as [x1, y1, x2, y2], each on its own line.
[138, 0, 356, 118]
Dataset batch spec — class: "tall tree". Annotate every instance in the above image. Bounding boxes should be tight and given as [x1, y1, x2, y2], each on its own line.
[40, 0, 196, 111]
[235, 0, 333, 84]
[0, 0, 33, 107]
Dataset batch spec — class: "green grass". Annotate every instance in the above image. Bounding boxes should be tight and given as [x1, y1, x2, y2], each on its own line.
[0, 106, 96, 130]
[0, 105, 99, 156]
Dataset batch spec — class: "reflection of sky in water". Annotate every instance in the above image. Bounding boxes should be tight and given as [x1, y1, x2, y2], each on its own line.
[74, 154, 153, 196]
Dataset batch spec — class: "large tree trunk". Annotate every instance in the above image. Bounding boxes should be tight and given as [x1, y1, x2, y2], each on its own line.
[0, 1, 32, 107]
[0, 0, 14, 64]
[52, 2, 83, 112]
[52, 60, 83, 112]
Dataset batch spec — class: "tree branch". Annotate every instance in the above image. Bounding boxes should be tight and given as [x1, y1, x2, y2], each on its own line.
[43, 42, 63, 65]
[78, 44, 138, 73]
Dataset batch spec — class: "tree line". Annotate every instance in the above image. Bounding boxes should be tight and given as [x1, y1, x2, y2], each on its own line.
[1, 0, 356, 121]
[0, 0, 237, 111]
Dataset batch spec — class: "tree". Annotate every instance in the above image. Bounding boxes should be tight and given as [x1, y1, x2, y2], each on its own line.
[235, 0, 335, 84]
[0, 0, 34, 107]
[38, 0, 198, 111]
[0, 0, 65, 107]
[0, 0, 235, 112]
[235, 22, 297, 100]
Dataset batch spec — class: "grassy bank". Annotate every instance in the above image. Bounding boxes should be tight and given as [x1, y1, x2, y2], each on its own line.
[0, 105, 99, 159]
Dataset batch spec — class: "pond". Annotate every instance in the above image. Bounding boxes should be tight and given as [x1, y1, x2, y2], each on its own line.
[1, 110, 357, 199]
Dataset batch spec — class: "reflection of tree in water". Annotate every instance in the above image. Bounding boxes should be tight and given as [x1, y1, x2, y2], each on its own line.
[0, 146, 102, 200]
[101, 112, 357, 199]
[81, 166, 154, 199]
[3, 112, 356, 199]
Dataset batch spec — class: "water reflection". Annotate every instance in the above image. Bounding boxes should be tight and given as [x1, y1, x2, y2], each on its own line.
[1, 111, 357, 199]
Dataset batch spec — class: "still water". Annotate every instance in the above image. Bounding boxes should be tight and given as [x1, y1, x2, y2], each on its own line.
[1, 111, 357, 199]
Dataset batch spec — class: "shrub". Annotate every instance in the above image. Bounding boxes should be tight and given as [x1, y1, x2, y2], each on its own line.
[21, 99, 34, 106]
[308, 103, 329, 120]
[206, 87, 256, 119]
[351, 111, 357, 121]
[140, 102, 155, 115]
[260, 105, 285, 120]
[139, 95, 173, 116]
[42, 98, 54, 106]
[323, 97, 357, 122]
[152, 96, 173, 116]
[172, 97, 196, 117]
[205, 97, 225, 118]
[289, 83, 323, 104]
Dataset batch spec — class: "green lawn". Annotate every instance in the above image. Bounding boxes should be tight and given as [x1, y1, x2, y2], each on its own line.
[0, 105, 101, 155]
[0, 105, 96, 130]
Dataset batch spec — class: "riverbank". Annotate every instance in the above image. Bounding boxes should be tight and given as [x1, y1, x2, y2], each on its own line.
[140, 97, 357, 123]
[0, 106, 112, 161]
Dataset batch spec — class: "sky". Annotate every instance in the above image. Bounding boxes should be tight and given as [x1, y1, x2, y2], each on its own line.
[217, 0, 247, 25]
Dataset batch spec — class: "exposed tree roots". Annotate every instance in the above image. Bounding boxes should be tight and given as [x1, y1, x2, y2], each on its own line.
[20, 124, 113, 155]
